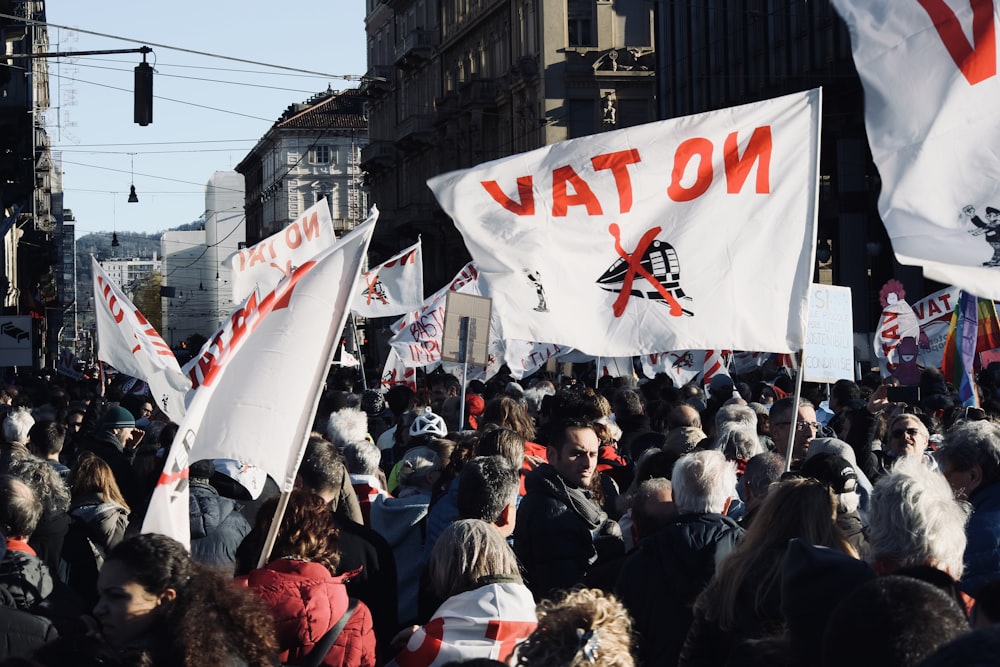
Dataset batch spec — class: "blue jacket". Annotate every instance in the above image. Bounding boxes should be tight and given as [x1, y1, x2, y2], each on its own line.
[189, 480, 251, 572]
[962, 480, 1000, 596]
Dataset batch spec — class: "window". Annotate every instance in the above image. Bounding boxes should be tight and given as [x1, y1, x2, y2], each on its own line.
[310, 145, 331, 164]
[568, 0, 595, 47]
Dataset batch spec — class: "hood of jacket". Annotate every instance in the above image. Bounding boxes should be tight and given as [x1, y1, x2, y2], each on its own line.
[188, 480, 241, 539]
[524, 464, 607, 530]
[369, 491, 430, 548]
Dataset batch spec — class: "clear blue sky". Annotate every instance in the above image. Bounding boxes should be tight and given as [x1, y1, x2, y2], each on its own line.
[43, 2, 368, 237]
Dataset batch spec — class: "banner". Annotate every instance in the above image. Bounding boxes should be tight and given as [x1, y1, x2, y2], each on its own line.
[911, 286, 962, 370]
[803, 284, 855, 384]
[833, 0, 1000, 299]
[223, 198, 338, 302]
[143, 214, 375, 546]
[428, 90, 821, 356]
[380, 349, 418, 390]
[354, 240, 424, 318]
[92, 258, 189, 420]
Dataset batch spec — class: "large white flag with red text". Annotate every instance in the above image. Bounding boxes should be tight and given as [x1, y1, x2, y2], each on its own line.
[142, 215, 374, 546]
[428, 90, 821, 356]
[92, 258, 189, 420]
[354, 240, 424, 318]
[833, 0, 1000, 298]
[223, 198, 339, 302]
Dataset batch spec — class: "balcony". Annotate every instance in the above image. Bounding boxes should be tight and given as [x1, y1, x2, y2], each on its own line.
[359, 141, 395, 172]
[458, 78, 498, 109]
[361, 66, 394, 98]
[395, 114, 435, 149]
[394, 29, 435, 69]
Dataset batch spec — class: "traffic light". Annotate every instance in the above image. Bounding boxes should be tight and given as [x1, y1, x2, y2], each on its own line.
[134, 60, 153, 126]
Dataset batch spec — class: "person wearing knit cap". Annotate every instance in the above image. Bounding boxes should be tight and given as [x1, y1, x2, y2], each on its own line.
[79, 406, 145, 509]
[465, 394, 485, 430]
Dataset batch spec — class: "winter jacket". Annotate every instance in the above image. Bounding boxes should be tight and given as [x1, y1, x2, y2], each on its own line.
[615, 513, 743, 667]
[0, 605, 58, 660]
[60, 494, 129, 607]
[388, 578, 537, 667]
[369, 489, 431, 625]
[961, 480, 1000, 596]
[0, 541, 53, 610]
[240, 559, 375, 667]
[514, 464, 624, 598]
[350, 475, 389, 528]
[423, 479, 459, 562]
[189, 480, 251, 572]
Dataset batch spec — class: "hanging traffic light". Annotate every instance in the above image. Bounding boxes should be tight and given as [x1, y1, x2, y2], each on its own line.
[134, 58, 153, 126]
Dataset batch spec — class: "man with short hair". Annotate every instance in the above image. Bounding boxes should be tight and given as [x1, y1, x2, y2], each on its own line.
[667, 404, 702, 431]
[514, 419, 624, 598]
[739, 451, 785, 528]
[616, 450, 743, 667]
[343, 439, 389, 527]
[613, 389, 653, 460]
[769, 397, 819, 469]
[457, 455, 519, 537]
[27, 421, 68, 477]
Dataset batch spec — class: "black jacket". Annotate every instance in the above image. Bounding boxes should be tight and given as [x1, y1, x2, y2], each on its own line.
[0, 605, 58, 660]
[615, 513, 743, 667]
[514, 464, 624, 599]
[189, 481, 251, 572]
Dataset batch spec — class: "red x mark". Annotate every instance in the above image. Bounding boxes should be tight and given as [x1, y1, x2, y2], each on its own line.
[364, 272, 388, 305]
[608, 223, 683, 317]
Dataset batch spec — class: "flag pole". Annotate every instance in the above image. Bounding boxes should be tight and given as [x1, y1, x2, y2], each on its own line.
[256, 489, 291, 568]
[784, 349, 806, 473]
[351, 313, 368, 390]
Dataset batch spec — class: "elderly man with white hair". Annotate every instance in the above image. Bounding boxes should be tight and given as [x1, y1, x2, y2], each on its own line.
[615, 450, 744, 667]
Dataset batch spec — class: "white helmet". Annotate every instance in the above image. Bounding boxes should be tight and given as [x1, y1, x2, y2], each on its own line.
[409, 406, 447, 437]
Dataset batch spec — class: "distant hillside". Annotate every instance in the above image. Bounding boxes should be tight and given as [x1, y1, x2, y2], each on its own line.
[75, 218, 205, 302]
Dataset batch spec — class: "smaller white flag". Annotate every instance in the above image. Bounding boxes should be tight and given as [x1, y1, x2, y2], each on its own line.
[380, 349, 418, 390]
[144, 212, 375, 547]
[640, 350, 704, 387]
[92, 258, 189, 420]
[354, 240, 424, 318]
[223, 198, 339, 303]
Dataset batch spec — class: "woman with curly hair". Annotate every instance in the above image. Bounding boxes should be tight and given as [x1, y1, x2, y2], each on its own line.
[93, 532, 279, 667]
[679, 476, 856, 666]
[516, 587, 635, 667]
[240, 490, 376, 667]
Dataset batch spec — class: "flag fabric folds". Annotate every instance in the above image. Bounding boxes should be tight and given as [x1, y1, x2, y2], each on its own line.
[943, 291, 983, 407]
[832, 0, 1000, 299]
[353, 240, 424, 318]
[428, 90, 821, 356]
[142, 215, 375, 546]
[92, 258, 190, 420]
[223, 198, 339, 303]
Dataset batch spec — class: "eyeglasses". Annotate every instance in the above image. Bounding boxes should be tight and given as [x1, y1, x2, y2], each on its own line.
[891, 427, 921, 439]
[775, 420, 821, 431]
[67, 421, 83, 430]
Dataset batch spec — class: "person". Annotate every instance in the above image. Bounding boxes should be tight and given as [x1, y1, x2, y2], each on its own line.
[821, 576, 970, 667]
[27, 421, 69, 478]
[612, 389, 653, 461]
[3, 408, 34, 448]
[455, 456, 519, 534]
[6, 454, 71, 575]
[343, 439, 390, 527]
[61, 453, 130, 608]
[800, 452, 867, 553]
[680, 477, 855, 665]
[515, 587, 635, 667]
[865, 457, 969, 583]
[93, 533, 279, 666]
[768, 397, 819, 469]
[187, 459, 251, 574]
[514, 419, 624, 598]
[737, 452, 784, 528]
[370, 445, 441, 626]
[616, 450, 743, 667]
[0, 475, 52, 611]
[79, 406, 144, 509]
[240, 491, 376, 667]
[389, 520, 536, 667]
[932, 420, 1000, 595]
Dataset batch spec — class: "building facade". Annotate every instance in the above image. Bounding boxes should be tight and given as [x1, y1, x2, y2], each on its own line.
[652, 0, 932, 343]
[236, 87, 368, 244]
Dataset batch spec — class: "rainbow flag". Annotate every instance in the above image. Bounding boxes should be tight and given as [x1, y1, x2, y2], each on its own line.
[941, 292, 1000, 407]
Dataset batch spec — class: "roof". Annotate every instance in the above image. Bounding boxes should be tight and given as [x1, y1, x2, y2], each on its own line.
[276, 87, 367, 130]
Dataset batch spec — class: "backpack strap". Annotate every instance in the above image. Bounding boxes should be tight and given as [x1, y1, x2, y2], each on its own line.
[297, 598, 359, 667]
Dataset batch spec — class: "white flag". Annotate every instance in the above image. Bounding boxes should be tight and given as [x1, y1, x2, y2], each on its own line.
[380, 349, 418, 390]
[833, 0, 1000, 298]
[640, 350, 703, 386]
[223, 198, 339, 303]
[142, 214, 375, 546]
[354, 240, 424, 317]
[92, 258, 189, 420]
[428, 90, 821, 356]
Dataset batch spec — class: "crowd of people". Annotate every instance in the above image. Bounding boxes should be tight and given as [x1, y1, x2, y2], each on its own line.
[1, 361, 1000, 666]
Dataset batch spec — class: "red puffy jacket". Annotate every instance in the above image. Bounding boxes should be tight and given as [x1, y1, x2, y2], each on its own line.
[239, 559, 376, 667]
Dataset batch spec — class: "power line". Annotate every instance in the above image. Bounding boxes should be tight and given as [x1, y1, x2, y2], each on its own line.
[0, 12, 366, 80]
[60, 159, 247, 190]
[66, 55, 341, 79]
[55, 139, 257, 147]
[47, 70, 275, 121]
[67, 60, 324, 94]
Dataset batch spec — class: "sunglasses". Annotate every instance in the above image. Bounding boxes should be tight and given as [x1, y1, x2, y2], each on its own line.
[891, 427, 921, 439]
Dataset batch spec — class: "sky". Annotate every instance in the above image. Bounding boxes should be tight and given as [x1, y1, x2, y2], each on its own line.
[42, 1, 368, 237]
